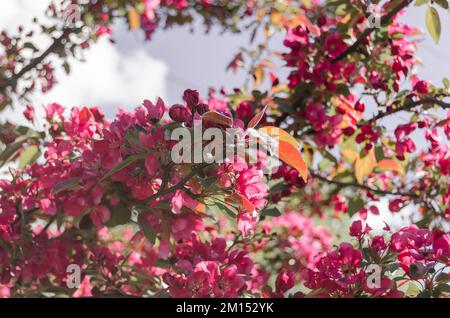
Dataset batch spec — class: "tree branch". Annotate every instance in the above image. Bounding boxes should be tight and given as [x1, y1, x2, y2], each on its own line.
[363, 98, 450, 126]
[0, 28, 76, 91]
[143, 163, 210, 204]
[310, 171, 419, 198]
[332, 0, 412, 63]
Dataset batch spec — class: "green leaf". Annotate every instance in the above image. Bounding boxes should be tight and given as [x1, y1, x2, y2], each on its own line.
[425, 6, 441, 44]
[318, 158, 334, 171]
[347, 197, 364, 216]
[406, 282, 421, 297]
[269, 182, 291, 194]
[18, 145, 40, 168]
[435, 272, 450, 284]
[62, 62, 71, 74]
[260, 207, 282, 217]
[435, 0, 449, 9]
[215, 202, 237, 220]
[51, 178, 81, 195]
[106, 205, 132, 227]
[375, 145, 384, 162]
[138, 213, 156, 244]
[362, 247, 381, 263]
[415, 0, 429, 6]
[443, 77, 450, 89]
[100, 153, 146, 182]
[0, 137, 27, 167]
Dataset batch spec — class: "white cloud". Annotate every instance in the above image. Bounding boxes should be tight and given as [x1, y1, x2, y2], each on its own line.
[0, 0, 168, 123]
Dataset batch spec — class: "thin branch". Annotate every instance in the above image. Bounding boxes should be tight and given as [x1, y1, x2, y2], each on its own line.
[363, 98, 450, 126]
[0, 28, 77, 91]
[310, 171, 419, 198]
[332, 0, 412, 63]
[143, 163, 210, 204]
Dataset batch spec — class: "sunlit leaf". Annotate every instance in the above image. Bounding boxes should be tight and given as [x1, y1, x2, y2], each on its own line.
[128, 7, 141, 30]
[19, 145, 41, 169]
[377, 159, 405, 175]
[278, 141, 308, 182]
[258, 126, 298, 148]
[341, 148, 358, 165]
[253, 64, 265, 89]
[354, 149, 376, 184]
[425, 6, 441, 44]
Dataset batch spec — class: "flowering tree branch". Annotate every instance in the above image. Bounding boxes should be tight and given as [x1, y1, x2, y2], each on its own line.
[331, 0, 413, 63]
[0, 28, 77, 91]
[363, 97, 450, 125]
[310, 171, 420, 198]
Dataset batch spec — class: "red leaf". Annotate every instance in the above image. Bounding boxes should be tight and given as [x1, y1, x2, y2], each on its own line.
[202, 110, 233, 127]
[230, 193, 255, 212]
[247, 105, 268, 129]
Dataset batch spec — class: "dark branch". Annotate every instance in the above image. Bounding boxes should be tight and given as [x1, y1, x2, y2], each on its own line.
[363, 98, 450, 126]
[310, 171, 419, 198]
[0, 28, 77, 91]
[332, 0, 412, 63]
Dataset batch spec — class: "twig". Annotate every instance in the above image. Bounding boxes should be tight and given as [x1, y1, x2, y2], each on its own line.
[332, 0, 413, 63]
[362, 98, 450, 126]
[310, 171, 419, 198]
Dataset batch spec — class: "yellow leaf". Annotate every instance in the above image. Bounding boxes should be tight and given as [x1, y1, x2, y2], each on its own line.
[341, 13, 352, 24]
[354, 149, 376, 184]
[341, 148, 358, 165]
[270, 12, 282, 25]
[253, 65, 265, 89]
[259, 126, 298, 149]
[302, 142, 314, 166]
[128, 8, 141, 30]
[377, 159, 405, 175]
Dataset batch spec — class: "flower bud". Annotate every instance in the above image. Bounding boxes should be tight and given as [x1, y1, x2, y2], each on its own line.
[195, 103, 209, 115]
[236, 101, 253, 119]
[354, 101, 365, 112]
[275, 271, 295, 293]
[169, 104, 191, 123]
[183, 89, 199, 109]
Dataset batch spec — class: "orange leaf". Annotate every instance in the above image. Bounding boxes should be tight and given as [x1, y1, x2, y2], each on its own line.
[377, 159, 405, 175]
[194, 202, 206, 214]
[278, 141, 308, 182]
[341, 148, 358, 165]
[231, 193, 255, 212]
[253, 64, 265, 89]
[128, 8, 141, 30]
